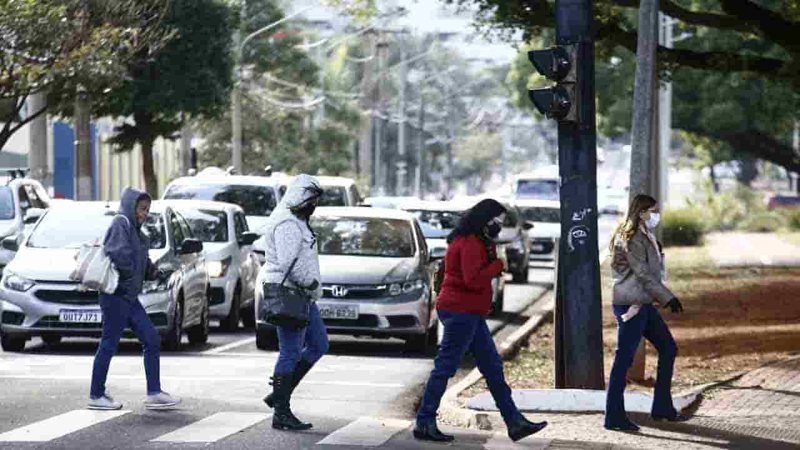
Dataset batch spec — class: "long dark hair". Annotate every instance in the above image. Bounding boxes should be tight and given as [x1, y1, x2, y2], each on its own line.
[447, 199, 507, 244]
[609, 193, 657, 252]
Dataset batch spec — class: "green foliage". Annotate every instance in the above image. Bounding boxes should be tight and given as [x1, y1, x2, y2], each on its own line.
[738, 211, 787, 233]
[453, 131, 502, 188]
[662, 208, 706, 247]
[779, 209, 800, 231]
[685, 181, 793, 233]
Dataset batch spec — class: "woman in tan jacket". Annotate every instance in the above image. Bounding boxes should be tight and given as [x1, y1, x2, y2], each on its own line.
[605, 194, 686, 431]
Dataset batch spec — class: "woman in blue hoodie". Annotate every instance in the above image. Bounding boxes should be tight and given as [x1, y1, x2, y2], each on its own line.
[88, 187, 180, 411]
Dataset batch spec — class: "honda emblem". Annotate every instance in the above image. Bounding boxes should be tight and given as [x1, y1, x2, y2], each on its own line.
[330, 285, 349, 298]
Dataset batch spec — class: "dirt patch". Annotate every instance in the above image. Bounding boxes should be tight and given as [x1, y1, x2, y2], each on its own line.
[462, 245, 800, 402]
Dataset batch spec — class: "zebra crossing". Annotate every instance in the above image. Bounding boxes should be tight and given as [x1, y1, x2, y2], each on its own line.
[0, 407, 547, 448]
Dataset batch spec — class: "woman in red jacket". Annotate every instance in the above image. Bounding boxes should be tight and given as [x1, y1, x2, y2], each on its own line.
[414, 199, 548, 443]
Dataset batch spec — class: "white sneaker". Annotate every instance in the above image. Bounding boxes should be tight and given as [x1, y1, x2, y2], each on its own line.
[144, 391, 181, 410]
[88, 394, 123, 410]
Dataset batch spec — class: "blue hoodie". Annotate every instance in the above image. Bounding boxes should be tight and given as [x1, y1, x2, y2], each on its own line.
[103, 187, 154, 300]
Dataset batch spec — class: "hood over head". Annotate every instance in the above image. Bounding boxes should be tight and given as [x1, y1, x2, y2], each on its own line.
[280, 174, 323, 210]
[119, 186, 151, 228]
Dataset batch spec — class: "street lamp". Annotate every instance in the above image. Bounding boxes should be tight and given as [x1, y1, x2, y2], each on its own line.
[231, 5, 317, 174]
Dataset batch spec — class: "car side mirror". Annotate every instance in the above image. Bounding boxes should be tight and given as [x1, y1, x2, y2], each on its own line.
[179, 238, 203, 255]
[238, 232, 259, 247]
[23, 207, 45, 224]
[2, 236, 19, 252]
[523, 221, 535, 231]
[429, 247, 446, 261]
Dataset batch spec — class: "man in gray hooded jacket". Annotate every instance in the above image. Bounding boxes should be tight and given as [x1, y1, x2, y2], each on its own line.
[259, 174, 328, 431]
[88, 187, 180, 411]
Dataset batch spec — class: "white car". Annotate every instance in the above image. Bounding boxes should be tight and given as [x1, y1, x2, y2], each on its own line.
[274, 175, 363, 207]
[161, 200, 261, 331]
[0, 177, 51, 273]
[255, 207, 439, 353]
[0, 201, 210, 352]
[515, 199, 561, 261]
[162, 174, 284, 236]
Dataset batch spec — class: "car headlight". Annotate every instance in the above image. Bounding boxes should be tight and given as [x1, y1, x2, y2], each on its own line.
[388, 280, 425, 296]
[4, 272, 34, 292]
[207, 257, 232, 278]
[142, 279, 168, 294]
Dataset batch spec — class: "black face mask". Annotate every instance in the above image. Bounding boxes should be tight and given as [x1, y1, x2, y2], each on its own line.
[486, 221, 502, 239]
[293, 201, 317, 219]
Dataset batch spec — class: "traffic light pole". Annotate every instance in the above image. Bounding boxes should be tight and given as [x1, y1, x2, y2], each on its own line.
[553, 0, 605, 389]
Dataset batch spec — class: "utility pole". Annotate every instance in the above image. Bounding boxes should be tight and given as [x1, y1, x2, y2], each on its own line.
[395, 45, 408, 196]
[180, 117, 193, 176]
[414, 94, 426, 198]
[444, 84, 455, 199]
[374, 34, 389, 194]
[792, 120, 799, 193]
[358, 30, 377, 182]
[231, 0, 246, 175]
[527, 0, 605, 389]
[74, 85, 92, 200]
[658, 13, 673, 206]
[28, 92, 49, 186]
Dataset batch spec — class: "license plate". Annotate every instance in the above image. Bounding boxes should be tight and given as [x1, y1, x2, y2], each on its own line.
[319, 304, 359, 320]
[59, 309, 102, 323]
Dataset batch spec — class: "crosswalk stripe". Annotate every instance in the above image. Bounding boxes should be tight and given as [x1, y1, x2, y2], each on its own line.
[317, 417, 410, 447]
[151, 412, 268, 443]
[484, 433, 552, 449]
[0, 409, 130, 442]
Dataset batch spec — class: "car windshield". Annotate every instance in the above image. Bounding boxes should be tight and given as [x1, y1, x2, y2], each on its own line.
[319, 186, 347, 206]
[28, 208, 167, 249]
[517, 179, 559, 201]
[313, 217, 415, 257]
[0, 187, 14, 220]
[407, 210, 464, 239]
[175, 208, 228, 243]
[519, 206, 561, 223]
[164, 184, 277, 216]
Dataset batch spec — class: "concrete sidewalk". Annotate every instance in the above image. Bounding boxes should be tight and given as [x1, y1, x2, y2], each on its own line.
[707, 232, 800, 267]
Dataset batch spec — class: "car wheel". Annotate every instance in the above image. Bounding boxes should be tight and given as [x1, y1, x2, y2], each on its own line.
[41, 334, 62, 346]
[1, 333, 26, 352]
[187, 294, 210, 346]
[406, 324, 438, 356]
[220, 287, 241, 332]
[162, 295, 184, 351]
[255, 327, 277, 351]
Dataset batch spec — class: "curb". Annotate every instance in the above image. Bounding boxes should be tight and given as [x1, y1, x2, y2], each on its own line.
[438, 293, 556, 430]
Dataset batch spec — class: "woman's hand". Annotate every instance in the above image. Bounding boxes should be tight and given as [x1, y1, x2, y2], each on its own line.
[663, 297, 684, 313]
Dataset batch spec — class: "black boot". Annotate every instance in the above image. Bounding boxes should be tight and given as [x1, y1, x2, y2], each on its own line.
[271, 374, 312, 431]
[507, 415, 547, 442]
[412, 421, 454, 442]
[264, 359, 314, 408]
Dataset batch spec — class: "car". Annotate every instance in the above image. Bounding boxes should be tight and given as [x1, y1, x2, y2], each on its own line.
[515, 199, 561, 262]
[496, 204, 534, 283]
[0, 177, 52, 274]
[274, 175, 364, 207]
[0, 201, 210, 352]
[599, 187, 628, 215]
[162, 174, 283, 236]
[161, 200, 261, 331]
[514, 165, 560, 201]
[255, 207, 439, 353]
[362, 196, 419, 209]
[767, 194, 800, 210]
[400, 200, 508, 315]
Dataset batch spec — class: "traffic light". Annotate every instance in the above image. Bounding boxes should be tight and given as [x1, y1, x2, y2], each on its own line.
[527, 45, 578, 122]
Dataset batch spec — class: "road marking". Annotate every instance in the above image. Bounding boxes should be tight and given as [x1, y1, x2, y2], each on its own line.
[202, 336, 258, 354]
[151, 412, 267, 443]
[317, 417, 410, 446]
[0, 374, 404, 388]
[484, 433, 551, 449]
[0, 409, 130, 442]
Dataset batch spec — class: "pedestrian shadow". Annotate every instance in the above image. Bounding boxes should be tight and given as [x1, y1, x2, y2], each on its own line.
[628, 412, 800, 450]
[712, 384, 800, 399]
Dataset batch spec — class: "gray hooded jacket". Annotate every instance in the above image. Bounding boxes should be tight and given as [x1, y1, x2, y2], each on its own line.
[103, 187, 155, 300]
[611, 229, 675, 305]
[258, 175, 323, 301]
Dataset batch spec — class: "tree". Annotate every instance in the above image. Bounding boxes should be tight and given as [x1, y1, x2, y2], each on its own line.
[0, 0, 169, 151]
[199, 0, 362, 176]
[52, 0, 236, 195]
[453, 131, 502, 191]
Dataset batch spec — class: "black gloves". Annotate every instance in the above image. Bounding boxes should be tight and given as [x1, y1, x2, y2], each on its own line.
[663, 297, 684, 313]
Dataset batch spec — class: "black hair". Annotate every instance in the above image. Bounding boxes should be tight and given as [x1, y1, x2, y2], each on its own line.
[447, 199, 507, 244]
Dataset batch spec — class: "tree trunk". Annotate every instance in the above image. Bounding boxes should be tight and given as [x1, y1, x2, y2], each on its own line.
[709, 165, 720, 193]
[141, 137, 159, 196]
[736, 158, 758, 187]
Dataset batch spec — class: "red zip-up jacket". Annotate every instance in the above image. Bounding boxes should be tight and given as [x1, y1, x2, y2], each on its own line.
[436, 235, 504, 316]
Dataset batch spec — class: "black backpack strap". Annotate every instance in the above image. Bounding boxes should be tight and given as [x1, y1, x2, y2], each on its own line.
[280, 257, 299, 287]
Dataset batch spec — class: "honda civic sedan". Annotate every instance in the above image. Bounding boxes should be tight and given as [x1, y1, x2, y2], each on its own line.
[0, 201, 210, 352]
[256, 207, 439, 353]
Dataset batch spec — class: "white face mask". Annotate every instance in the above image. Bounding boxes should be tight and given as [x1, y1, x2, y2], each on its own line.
[644, 212, 661, 230]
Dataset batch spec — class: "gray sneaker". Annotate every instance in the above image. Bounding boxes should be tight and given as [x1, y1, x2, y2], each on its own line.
[144, 391, 181, 410]
[88, 394, 123, 410]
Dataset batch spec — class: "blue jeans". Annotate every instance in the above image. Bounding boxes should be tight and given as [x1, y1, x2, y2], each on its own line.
[605, 304, 678, 426]
[90, 295, 161, 398]
[274, 302, 329, 376]
[417, 310, 521, 426]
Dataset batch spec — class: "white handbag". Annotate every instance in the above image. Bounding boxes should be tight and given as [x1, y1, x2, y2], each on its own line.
[70, 216, 129, 294]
